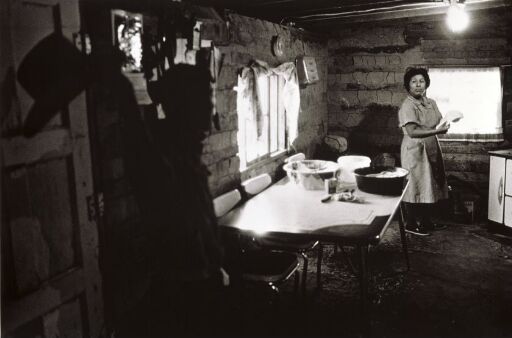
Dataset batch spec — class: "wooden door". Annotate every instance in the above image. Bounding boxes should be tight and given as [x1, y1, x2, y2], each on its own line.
[1, 0, 104, 336]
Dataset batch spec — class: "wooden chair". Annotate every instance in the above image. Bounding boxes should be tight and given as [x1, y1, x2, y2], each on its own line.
[241, 173, 323, 294]
[241, 173, 272, 196]
[214, 189, 300, 300]
[213, 189, 242, 218]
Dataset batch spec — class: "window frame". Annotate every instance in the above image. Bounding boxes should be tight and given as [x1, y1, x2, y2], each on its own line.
[238, 72, 289, 170]
[425, 64, 504, 142]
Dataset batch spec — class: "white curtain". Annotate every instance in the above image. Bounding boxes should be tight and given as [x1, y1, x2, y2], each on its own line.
[428, 67, 503, 142]
[273, 62, 300, 146]
[238, 60, 300, 144]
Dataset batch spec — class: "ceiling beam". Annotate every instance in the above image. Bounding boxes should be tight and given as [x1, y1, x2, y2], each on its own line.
[292, 0, 511, 26]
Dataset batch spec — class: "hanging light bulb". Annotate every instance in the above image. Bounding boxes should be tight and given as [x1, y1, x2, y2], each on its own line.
[446, 0, 469, 32]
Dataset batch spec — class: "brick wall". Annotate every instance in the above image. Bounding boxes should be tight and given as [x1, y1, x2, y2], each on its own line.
[327, 11, 512, 192]
[202, 13, 328, 195]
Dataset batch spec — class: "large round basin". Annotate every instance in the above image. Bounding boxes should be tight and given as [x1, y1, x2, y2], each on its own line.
[354, 166, 409, 196]
[283, 160, 340, 190]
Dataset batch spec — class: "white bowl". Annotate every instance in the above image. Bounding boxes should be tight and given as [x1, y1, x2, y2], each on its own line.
[283, 160, 340, 190]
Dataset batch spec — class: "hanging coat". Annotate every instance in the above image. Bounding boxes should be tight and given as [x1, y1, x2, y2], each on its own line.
[398, 95, 449, 203]
[121, 64, 223, 282]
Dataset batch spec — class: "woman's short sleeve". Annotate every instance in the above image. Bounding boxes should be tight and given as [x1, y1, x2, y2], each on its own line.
[398, 99, 419, 127]
[429, 98, 443, 120]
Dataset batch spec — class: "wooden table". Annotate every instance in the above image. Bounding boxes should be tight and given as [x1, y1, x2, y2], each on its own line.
[218, 177, 409, 319]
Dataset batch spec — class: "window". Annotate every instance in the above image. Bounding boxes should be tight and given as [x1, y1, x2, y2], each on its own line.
[237, 73, 288, 170]
[112, 9, 143, 73]
[427, 67, 503, 142]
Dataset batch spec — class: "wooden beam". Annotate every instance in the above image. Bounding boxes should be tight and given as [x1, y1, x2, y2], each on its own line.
[297, 0, 511, 26]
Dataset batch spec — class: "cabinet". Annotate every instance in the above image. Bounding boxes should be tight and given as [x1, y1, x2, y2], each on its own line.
[488, 150, 512, 227]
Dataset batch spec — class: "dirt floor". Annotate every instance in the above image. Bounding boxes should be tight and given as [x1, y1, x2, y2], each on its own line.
[117, 220, 512, 337]
[219, 220, 512, 337]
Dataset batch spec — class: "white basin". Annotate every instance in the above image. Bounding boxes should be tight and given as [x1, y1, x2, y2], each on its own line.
[283, 160, 340, 190]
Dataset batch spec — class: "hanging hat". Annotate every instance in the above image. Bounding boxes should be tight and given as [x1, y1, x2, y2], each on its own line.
[17, 33, 89, 137]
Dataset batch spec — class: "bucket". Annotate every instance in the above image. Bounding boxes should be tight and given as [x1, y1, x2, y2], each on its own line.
[337, 155, 371, 183]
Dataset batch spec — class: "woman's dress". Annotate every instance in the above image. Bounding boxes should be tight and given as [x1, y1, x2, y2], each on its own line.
[398, 95, 449, 203]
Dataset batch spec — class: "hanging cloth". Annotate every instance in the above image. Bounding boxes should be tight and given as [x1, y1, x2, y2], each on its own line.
[239, 60, 271, 137]
[273, 61, 300, 147]
[239, 60, 300, 140]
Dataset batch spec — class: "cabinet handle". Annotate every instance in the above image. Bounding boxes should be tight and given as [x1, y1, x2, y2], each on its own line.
[498, 176, 504, 205]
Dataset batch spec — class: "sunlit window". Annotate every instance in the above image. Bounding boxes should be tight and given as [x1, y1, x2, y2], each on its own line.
[428, 67, 503, 141]
[237, 73, 287, 170]
[112, 10, 143, 73]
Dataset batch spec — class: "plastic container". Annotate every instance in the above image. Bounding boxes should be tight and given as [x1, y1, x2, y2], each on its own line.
[325, 177, 338, 194]
[337, 155, 372, 183]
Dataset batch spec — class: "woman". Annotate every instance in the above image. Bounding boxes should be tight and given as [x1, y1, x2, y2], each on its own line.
[398, 67, 450, 236]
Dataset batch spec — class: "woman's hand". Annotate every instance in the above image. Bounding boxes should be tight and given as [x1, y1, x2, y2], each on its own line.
[404, 122, 448, 138]
[436, 122, 450, 134]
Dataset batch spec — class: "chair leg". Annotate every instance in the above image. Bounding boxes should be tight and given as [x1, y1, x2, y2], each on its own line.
[267, 283, 281, 310]
[357, 245, 370, 331]
[398, 204, 411, 271]
[339, 245, 358, 276]
[301, 253, 309, 295]
[316, 243, 323, 289]
[293, 270, 300, 295]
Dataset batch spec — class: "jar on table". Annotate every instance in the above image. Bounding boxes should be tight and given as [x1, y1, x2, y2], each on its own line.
[324, 177, 337, 194]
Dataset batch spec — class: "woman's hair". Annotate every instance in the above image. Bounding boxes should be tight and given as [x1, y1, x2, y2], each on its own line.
[403, 67, 430, 91]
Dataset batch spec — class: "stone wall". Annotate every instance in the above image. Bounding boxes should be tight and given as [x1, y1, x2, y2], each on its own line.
[327, 11, 512, 192]
[202, 13, 328, 195]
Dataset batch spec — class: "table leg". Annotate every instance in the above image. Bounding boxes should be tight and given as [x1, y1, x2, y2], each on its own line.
[398, 204, 411, 271]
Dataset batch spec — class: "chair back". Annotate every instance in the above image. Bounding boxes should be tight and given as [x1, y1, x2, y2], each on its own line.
[284, 152, 305, 163]
[242, 173, 272, 197]
[213, 189, 242, 218]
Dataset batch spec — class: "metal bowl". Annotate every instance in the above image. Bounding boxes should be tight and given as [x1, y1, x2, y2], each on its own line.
[283, 160, 340, 190]
[354, 166, 409, 196]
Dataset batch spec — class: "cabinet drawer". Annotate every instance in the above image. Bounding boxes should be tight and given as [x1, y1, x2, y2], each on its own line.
[505, 196, 512, 227]
[506, 159, 512, 196]
[489, 156, 506, 223]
